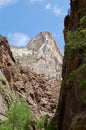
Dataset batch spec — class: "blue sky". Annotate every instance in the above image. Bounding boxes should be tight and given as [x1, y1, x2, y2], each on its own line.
[0, 0, 70, 53]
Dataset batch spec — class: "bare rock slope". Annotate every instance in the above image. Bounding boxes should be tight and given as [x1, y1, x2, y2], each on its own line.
[0, 35, 61, 121]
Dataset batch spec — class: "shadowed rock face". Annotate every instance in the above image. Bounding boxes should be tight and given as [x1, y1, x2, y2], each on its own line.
[0, 35, 61, 120]
[11, 32, 63, 81]
[55, 0, 86, 130]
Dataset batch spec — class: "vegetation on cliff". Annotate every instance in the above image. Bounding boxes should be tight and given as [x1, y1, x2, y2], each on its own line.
[0, 96, 49, 130]
[56, 0, 86, 130]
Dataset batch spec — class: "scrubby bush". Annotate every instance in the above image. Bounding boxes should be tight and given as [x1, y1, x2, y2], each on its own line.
[0, 120, 12, 130]
[37, 114, 48, 130]
[0, 96, 35, 130]
[0, 96, 51, 130]
[8, 96, 35, 130]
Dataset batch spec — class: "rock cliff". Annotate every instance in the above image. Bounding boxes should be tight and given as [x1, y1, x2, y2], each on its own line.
[56, 0, 86, 130]
[0, 35, 61, 122]
[11, 32, 63, 81]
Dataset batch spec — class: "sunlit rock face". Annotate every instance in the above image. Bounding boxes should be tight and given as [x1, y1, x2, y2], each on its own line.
[11, 32, 63, 81]
[55, 0, 86, 130]
[0, 35, 61, 120]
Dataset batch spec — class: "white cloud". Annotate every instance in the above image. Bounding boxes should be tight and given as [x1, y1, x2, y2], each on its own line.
[52, 33, 60, 38]
[30, 0, 43, 3]
[8, 32, 30, 47]
[53, 6, 61, 17]
[0, 0, 18, 8]
[45, 3, 51, 10]
[45, 3, 62, 17]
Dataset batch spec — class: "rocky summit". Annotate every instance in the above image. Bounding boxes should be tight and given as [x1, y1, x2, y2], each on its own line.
[11, 32, 63, 81]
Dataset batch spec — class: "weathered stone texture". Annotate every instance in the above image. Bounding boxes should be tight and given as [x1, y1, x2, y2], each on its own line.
[56, 0, 86, 130]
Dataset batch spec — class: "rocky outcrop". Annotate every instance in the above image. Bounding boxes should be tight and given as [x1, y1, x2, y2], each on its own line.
[0, 35, 61, 120]
[11, 32, 63, 81]
[56, 0, 86, 130]
[0, 70, 10, 122]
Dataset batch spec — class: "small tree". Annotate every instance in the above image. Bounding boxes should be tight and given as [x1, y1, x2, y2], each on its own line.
[8, 96, 34, 130]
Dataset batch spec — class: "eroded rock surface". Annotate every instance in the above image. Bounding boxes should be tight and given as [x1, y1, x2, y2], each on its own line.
[11, 32, 63, 81]
[0, 35, 61, 120]
[55, 0, 86, 130]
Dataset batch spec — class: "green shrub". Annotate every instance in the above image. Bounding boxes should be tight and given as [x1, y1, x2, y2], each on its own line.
[0, 120, 12, 130]
[37, 114, 48, 130]
[45, 117, 58, 130]
[80, 16, 86, 28]
[0, 96, 55, 130]
[8, 96, 34, 130]
[66, 28, 86, 50]
[0, 96, 35, 130]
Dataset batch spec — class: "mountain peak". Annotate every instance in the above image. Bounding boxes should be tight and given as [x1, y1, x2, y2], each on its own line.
[27, 32, 62, 55]
[11, 32, 63, 80]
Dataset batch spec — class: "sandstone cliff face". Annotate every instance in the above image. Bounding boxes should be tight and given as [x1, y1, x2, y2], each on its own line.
[11, 32, 63, 81]
[0, 35, 61, 121]
[56, 0, 86, 130]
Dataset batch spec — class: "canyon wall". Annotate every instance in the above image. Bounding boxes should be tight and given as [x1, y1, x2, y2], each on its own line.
[56, 0, 86, 130]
